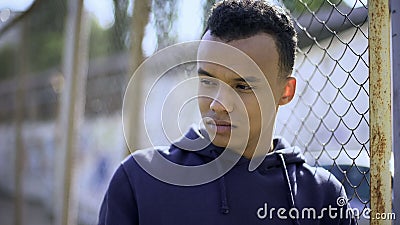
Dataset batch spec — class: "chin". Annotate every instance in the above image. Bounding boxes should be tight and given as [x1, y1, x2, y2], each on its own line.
[210, 137, 229, 148]
[204, 126, 247, 149]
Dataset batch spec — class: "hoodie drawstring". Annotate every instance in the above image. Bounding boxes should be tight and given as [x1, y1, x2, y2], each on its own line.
[218, 175, 230, 214]
[210, 149, 300, 217]
[211, 150, 230, 214]
[277, 153, 300, 225]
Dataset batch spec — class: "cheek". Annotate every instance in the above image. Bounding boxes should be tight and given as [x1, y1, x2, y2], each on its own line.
[271, 82, 285, 103]
[197, 85, 211, 110]
[243, 94, 260, 113]
[246, 103, 262, 122]
[234, 95, 259, 124]
[197, 97, 211, 113]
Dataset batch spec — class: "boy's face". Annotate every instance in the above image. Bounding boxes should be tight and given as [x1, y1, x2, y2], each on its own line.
[197, 31, 295, 156]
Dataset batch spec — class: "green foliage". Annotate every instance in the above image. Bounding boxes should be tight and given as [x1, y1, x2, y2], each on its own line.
[0, 0, 67, 80]
[89, 0, 131, 58]
[89, 21, 113, 58]
[111, 0, 131, 52]
[0, 45, 17, 79]
[24, 0, 66, 74]
[28, 31, 64, 72]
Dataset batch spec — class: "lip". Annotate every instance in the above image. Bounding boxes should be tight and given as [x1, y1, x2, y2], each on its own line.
[212, 120, 231, 126]
[205, 119, 236, 134]
[205, 119, 233, 126]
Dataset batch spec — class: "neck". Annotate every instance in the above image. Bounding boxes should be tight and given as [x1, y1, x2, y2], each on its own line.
[242, 137, 274, 159]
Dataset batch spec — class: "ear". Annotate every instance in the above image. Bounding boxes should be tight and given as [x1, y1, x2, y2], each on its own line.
[278, 77, 296, 106]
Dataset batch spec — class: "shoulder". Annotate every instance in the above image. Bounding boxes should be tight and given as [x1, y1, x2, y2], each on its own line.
[122, 145, 184, 169]
[117, 145, 197, 186]
[297, 163, 356, 224]
[124, 146, 170, 165]
[297, 163, 347, 200]
[118, 146, 170, 177]
[303, 164, 342, 186]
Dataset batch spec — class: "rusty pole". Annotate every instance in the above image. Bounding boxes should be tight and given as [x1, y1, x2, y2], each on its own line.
[391, 0, 400, 222]
[368, 0, 393, 224]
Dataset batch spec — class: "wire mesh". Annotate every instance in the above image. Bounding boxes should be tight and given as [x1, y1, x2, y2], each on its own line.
[276, 0, 370, 222]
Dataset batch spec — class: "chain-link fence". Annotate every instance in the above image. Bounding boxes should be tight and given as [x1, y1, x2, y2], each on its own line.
[275, 1, 371, 223]
[0, 0, 395, 225]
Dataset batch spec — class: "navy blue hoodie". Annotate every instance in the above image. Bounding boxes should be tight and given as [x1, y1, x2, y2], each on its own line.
[99, 128, 355, 225]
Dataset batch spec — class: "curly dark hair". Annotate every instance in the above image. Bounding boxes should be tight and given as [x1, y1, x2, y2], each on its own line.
[204, 0, 297, 78]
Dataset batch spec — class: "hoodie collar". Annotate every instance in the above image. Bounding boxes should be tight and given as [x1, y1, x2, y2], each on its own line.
[172, 127, 305, 169]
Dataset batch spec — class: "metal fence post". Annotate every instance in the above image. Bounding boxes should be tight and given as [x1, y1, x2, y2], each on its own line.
[124, 0, 151, 154]
[13, 18, 28, 225]
[369, 0, 393, 224]
[391, 0, 400, 223]
[55, 0, 90, 224]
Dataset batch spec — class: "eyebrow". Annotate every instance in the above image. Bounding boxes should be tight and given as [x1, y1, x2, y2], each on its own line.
[197, 67, 261, 83]
[197, 67, 214, 77]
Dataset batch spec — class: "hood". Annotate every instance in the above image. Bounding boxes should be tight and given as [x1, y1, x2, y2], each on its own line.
[171, 127, 304, 224]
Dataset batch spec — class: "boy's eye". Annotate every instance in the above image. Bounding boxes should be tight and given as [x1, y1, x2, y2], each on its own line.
[200, 78, 218, 86]
[236, 84, 253, 91]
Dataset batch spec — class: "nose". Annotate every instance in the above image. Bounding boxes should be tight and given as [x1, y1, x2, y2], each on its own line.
[210, 85, 234, 113]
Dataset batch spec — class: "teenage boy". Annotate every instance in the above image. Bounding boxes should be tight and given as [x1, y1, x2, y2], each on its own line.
[99, 1, 355, 224]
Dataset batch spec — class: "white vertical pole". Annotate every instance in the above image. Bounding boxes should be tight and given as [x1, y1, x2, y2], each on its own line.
[125, 0, 151, 154]
[369, 0, 393, 224]
[55, 0, 89, 224]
